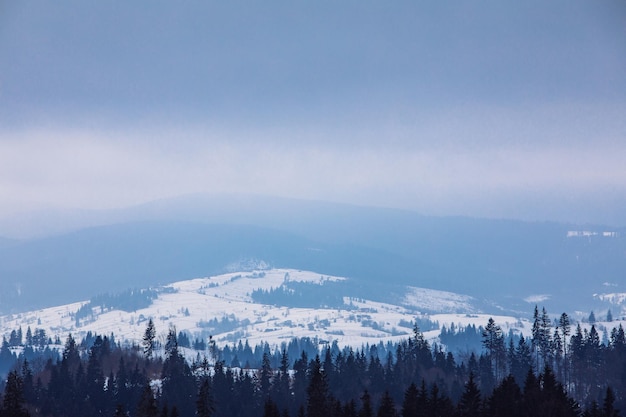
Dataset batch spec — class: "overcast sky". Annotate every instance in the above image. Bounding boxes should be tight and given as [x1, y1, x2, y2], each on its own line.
[1, 1, 625, 226]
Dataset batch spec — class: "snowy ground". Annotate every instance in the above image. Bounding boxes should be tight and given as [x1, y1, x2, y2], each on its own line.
[2, 268, 616, 353]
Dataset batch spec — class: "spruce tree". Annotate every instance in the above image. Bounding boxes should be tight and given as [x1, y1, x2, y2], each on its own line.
[539, 307, 553, 368]
[359, 390, 373, 417]
[589, 311, 597, 325]
[482, 318, 505, 381]
[401, 383, 419, 417]
[457, 373, 481, 417]
[602, 387, 620, 417]
[136, 384, 158, 417]
[307, 355, 329, 417]
[2, 370, 30, 417]
[161, 328, 196, 417]
[377, 391, 397, 417]
[487, 375, 522, 417]
[196, 378, 214, 417]
[263, 399, 281, 417]
[259, 352, 273, 401]
[143, 319, 156, 359]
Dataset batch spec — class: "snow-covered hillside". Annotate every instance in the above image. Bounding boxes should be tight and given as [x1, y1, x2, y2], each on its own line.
[0, 268, 533, 350]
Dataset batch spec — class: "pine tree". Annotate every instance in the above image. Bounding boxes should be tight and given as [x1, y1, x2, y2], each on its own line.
[589, 311, 596, 325]
[359, 390, 374, 417]
[272, 349, 292, 412]
[532, 305, 541, 369]
[610, 325, 626, 351]
[607, 310, 614, 323]
[344, 399, 359, 417]
[482, 318, 505, 381]
[457, 373, 481, 417]
[2, 370, 30, 417]
[25, 327, 33, 346]
[196, 378, 214, 417]
[522, 369, 542, 417]
[377, 391, 398, 417]
[478, 354, 495, 394]
[161, 327, 196, 417]
[86, 337, 107, 415]
[559, 313, 571, 350]
[586, 325, 603, 391]
[307, 355, 329, 417]
[143, 319, 156, 359]
[62, 333, 80, 366]
[20, 359, 34, 405]
[263, 399, 281, 417]
[411, 324, 432, 369]
[487, 374, 522, 417]
[428, 383, 453, 417]
[259, 351, 273, 401]
[401, 383, 419, 417]
[292, 351, 309, 412]
[602, 387, 620, 417]
[539, 366, 579, 417]
[539, 307, 553, 368]
[136, 384, 158, 417]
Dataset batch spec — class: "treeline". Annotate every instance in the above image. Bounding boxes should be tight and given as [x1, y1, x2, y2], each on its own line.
[0, 332, 619, 416]
[74, 288, 163, 325]
[1, 307, 626, 417]
[0, 328, 594, 417]
[439, 323, 485, 353]
[250, 281, 348, 309]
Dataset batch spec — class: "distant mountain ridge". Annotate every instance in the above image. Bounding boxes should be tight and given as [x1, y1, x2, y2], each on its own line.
[0, 194, 624, 315]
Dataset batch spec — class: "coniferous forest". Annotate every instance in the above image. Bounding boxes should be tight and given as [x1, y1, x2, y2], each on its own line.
[0, 307, 625, 417]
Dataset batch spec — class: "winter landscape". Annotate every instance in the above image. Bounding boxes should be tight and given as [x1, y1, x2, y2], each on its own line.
[1, 1, 625, 417]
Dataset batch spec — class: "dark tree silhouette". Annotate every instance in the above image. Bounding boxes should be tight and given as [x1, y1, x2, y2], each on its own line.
[136, 384, 158, 417]
[143, 318, 156, 359]
[457, 373, 481, 417]
[2, 370, 30, 417]
[359, 390, 374, 417]
[307, 355, 330, 417]
[196, 378, 214, 417]
[377, 390, 398, 417]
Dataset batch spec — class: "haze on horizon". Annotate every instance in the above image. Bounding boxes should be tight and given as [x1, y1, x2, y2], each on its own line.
[1, 1, 625, 227]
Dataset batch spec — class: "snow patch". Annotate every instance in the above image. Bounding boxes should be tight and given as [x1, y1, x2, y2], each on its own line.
[594, 293, 626, 305]
[224, 258, 271, 272]
[523, 294, 550, 303]
[0, 268, 485, 350]
[403, 287, 477, 313]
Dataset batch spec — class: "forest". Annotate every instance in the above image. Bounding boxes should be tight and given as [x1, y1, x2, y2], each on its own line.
[0, 307, 624, 417]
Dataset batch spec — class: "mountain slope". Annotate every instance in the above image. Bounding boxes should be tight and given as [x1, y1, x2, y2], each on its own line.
[0, 221, 421, 313]
[0, 268, 521, 350]
[0, 195, 625, 314]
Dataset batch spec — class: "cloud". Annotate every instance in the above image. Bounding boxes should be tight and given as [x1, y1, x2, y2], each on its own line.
[0, 1, 624, 225]
[1, 109, 625, 226]
[2, 1, 625, 126]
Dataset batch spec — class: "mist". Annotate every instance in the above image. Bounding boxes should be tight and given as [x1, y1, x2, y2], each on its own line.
[1, 1, 625, 225]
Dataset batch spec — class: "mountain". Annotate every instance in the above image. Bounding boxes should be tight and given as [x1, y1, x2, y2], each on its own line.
[0, 194, 625, 315]
[0, 268, 523, 351]
[0, 221, 424, 314]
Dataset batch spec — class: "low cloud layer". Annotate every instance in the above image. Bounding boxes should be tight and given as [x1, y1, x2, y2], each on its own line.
[1, 1, 625, 226]
[2, 104, 625, 226]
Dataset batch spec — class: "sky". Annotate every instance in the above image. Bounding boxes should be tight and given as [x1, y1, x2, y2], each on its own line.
[1, 1, 625, 226]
